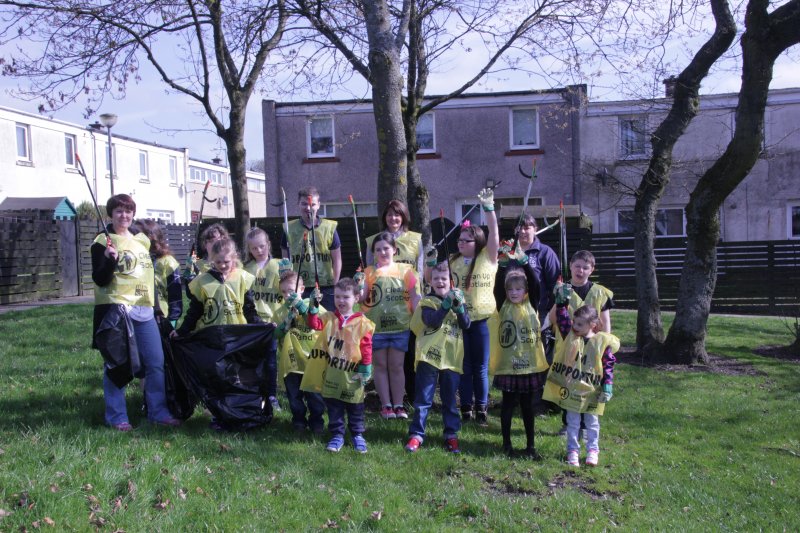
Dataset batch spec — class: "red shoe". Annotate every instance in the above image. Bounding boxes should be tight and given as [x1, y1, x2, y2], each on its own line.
[393, 406, 408, 419]
[381, 406, 396, 419]
[445, 437, 461, 454]
[405, 437, 421, 452]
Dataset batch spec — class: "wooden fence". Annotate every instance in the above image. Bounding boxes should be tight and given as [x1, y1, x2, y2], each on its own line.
[0, 214, 64, 304]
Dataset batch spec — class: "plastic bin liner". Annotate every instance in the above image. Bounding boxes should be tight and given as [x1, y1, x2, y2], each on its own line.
[157, 318, 198, 420]
[170, 324, 275, 431]
[94, 304, 142, 388]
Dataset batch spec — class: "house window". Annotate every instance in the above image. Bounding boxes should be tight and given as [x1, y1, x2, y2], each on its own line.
[617, 208, 684, 236]
[16, 123, 31, 161]
[169, 156, 178, 184]
[208, 170, 224, 186]
[307, 116, 334, 157]
[189, 167, 225, 186]
[510, 108, 539, 149]
[145, 209, 174, 223]
[138, 150, 149, 180]
[619, 116, 648, 158]
[105, 142, 117, 175]
[247, 178, 266, 192]
[64, 134, 77, 167]
[416, 113, 435, 152]
[320, 202, 378, 218]
[788, 203, 800, 239]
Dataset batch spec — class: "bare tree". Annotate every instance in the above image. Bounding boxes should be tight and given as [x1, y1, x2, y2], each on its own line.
[662, 0, 800, 364]
[632, 0, 736, 354]
[0, 0, 287, 245]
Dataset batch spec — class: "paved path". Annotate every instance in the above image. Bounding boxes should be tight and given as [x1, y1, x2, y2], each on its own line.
[0, 295, 93, 315]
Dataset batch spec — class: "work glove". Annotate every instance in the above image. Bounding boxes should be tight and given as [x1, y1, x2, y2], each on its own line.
[357, 363, 372, 383]
[477, 188, 495, 212]
[353, 271, 366, 292]
[441, 292, 454, 311]
[424, 244, 439, 267]
[554, 281, 573, 306]
[598, 383, 613, 403]
[498, 240, 513, 267]
[277, 258, 293, 275]
[510, 244, 528, 266]
[311, 287, 322, 305]
[308, 295, 320, 315]
[284, 292, 308, 314]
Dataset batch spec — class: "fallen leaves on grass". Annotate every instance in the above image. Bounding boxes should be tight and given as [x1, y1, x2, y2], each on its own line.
[153, 495, 170, 510]
[0, 509, 12, 518]
[178, 488, 188, 500]
[371, 510, 382, 520]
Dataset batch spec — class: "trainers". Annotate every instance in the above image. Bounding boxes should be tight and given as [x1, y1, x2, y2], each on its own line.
[352, 434, 368, 454]
[111, 422, 133, 432]
[326, 435, 345, 452]
[154, 417, 181, 427]
[475, 408, 489, 428]
[393, 406, 408, 419]
[405, 436, 421, 452]
[586, 449, 599, 467]
[269, 396, 282, 412]
[445, 438, 460, 454]
[461, 407, 473, 422]
[380, 406, 396, 419]
[566, 450, 580, 467]
[557, 425, 568, 436]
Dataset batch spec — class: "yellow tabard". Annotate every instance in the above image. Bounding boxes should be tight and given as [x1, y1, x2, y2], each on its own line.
[568, 283, 613, 318]
[275, 302, 326, 379]
[93, 232, 155, 307]
[490, 300, 548, 376]
[153, 255, 180, 317]
[542, 331, 620, 415]
[361, 263, 415, 333]
[188, 269, 255, 329]
[366, 231, 421, 268]
[300, 313, 375, 404]
[409, 296, 464, 373]
[287, 218, 338, 287]
[194, 258, 212, 275]
[244, 259, 283, 322]
[450, 248, 497, 320]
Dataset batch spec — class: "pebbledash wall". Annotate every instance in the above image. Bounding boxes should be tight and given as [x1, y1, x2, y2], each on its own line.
[0, 105, 267, 224]
[262, 86, 800, 242]
[262, 87, 586, 224]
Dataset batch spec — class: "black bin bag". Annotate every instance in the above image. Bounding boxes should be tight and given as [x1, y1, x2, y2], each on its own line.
[169, 324, 275, 431]
[95, 305, 142, 388]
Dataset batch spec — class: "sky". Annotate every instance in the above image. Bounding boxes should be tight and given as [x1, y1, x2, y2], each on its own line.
[1, 9, 799, 166]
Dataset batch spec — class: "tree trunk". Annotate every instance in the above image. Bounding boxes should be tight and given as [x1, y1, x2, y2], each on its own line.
[224, 108, 250, 251]
[363, 0, 407, 212]
[663, 0, 800, 364]
[634, 0, 735, 356]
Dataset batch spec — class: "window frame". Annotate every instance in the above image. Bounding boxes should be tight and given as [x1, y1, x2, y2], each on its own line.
[247, 177, 266, 193]
[416, 113, 436, 153]
[618, 115, 649, 159]
[169, 156, 178, 185]
[145, 209, 174, 223]
[138, 150, 149, 181]
[188, 166, 225, 186]
[306, 115, 335, 158]
[64, 133, 77, 168]
[104, 142, 117, 177]
[509, 107, 540, 150]
[319, 201, 378, 218]
[616, 207, 685, 236]
[787, 202, 800, 240]
[16, 123, 32, 162]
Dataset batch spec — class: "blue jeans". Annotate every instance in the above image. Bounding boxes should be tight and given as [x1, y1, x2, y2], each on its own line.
[409, 361, 461, 442]
[284, 372, 326, 430]
[326, 398, 365, 437]
[103, 317, 172, 425]
[458, 318, 489, 409]
[566, 411, 600, 452]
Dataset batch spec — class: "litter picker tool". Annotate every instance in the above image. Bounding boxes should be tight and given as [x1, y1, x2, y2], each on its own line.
[558, 200, 568, 282]
[439, 208, 454, 288]
[434, 180, 502, 248]
[510, 159, 538, 250]
[348, 195, 365, 271]
[74, 152, 110, 242]
[307, 195, 321, 302]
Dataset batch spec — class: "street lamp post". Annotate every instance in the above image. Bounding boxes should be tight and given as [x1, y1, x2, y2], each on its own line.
[99, 113, 118, 197]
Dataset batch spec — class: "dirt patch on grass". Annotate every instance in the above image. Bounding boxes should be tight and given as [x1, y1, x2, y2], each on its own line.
[547, 471, 621, 501]
[615, 348, 764, 376]
[752, 344, 800, 363]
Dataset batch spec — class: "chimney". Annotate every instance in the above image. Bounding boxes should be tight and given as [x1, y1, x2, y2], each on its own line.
[663, 76, 678, 98]
[211, 157, 222, 165]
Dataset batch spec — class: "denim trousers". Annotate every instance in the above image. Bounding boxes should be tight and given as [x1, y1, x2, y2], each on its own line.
[103, 317, 172, 425]
[409, 361, 461, 442]
[458, 318, 490, 409]
[284, 372, 326, 430]
[566, 410, 600, 452]
[325, 398, 365, 437]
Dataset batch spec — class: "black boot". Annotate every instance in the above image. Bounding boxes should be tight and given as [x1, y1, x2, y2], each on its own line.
[476, 405, 489, 427]
[461, 405, 473, 422]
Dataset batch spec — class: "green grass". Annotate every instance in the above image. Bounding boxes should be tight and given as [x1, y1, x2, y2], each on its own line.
[0, 305, 798, 531]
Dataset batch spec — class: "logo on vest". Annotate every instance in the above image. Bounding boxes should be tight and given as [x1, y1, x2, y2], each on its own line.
[451, 271, 461, 288]
[499, 320, 517, 348]
[116, 250, 137, 275]
[559, 387, 569, 400]
[363, 284, 383, 308]
[203, 298, 220, 324]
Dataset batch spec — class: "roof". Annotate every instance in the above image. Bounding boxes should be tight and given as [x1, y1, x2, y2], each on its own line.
[0, 196, 77, 217]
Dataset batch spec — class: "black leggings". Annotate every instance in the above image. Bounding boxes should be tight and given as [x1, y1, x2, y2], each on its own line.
[501, 391, 535, 449]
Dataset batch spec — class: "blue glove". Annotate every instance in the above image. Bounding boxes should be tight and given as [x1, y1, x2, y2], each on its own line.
[277, 258, 293, 275]
[357, 363, 372, 383]
[284, 292, 308, 314]
[598, 383, 613, 403]
[449, 289, 464, 309]
[441, 293, 454, 310]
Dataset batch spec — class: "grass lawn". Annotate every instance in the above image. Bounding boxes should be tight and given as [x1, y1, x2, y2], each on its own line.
[0, 305, 798, 531]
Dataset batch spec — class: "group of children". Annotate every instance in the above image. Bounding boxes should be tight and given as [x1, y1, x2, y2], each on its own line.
[136, 186, 618, 466]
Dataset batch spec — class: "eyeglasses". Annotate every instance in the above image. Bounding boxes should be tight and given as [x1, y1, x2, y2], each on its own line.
[457, 239, 475, 244]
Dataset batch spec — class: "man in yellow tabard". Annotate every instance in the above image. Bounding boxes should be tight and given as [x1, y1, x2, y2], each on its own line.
[281, 186, 342, 312]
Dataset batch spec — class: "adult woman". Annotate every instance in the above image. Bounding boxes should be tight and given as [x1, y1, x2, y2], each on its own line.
[91, 194, 180, 431]
[365, 200, 424, 272]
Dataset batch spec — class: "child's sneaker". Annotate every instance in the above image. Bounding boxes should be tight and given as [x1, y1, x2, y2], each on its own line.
[380, 406, 396, 419]
[445, 437, 460, 454]
[393, 406, 408, 419]
[585, 449, 599, 467]
[269, 396, 281, 412]
[326, 435, 345, 452]
[405, 436, 421, 452]
[352, 434, 368, 454]
[566, 450, 580, 467]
